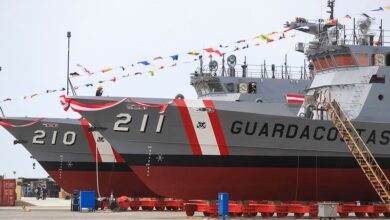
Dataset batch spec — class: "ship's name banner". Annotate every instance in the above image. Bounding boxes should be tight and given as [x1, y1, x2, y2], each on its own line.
[231, 121, 390, 146]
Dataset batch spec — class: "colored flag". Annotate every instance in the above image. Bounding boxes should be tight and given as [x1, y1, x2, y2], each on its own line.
[187, 51, 200, 56]
[85, 83, 93, 87]
[134, 72, 142, 75]
[266, 31, 277, 36]
[325, 19, 337, 25]
[170, 55, 179, 61]
[138, 61, 150, 65]
[286, 94, 304, 104]
[236, 39, 245, 43]
[76, 64, 92, 75]
[101, 68, 113, 73]
[74, 86, 79, 90]
[31, 93, 38, 98]
[3, 98, 11, 102]
[203, 48, 223, 57]
[46, 89, 57, 93]
[255, 43, 260, 46]
[69, 72, 80, 77]
[148, 70, 155, 76]
[361, 13, 371, 18]
[219, 44, 229, 48]
[345, 14, 352, 19]
[170, 63, 177, 67]
[122, 73, 130, 78]
[385, 5, 390, 10]
[371, 7, 384, 11]
[98, 80, 105, 83]
[59, 88, 66, 91]
[120, 66, 125, 71]
[109, 77, 116, 82]
[158, 66, 164, 70]
[153, 56, 163, 60]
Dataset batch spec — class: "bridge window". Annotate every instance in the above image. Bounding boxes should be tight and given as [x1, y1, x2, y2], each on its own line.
[194, 82, 210, 96]
[207, 81, 224, 93]
[318, 57, 329, 69]
[326, 55, 335, 68]
[387, 54, 390, 66]
[334, 54, 356, 67]
[356, 53, 368, 66]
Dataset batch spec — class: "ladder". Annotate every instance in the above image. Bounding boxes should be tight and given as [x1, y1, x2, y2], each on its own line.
[325, 99, 390, 205]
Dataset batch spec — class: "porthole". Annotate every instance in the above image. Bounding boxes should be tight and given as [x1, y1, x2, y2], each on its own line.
[378, 94, 384, 101]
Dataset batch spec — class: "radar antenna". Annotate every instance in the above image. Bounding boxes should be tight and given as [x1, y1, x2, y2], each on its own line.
[327, 0, 335, 20]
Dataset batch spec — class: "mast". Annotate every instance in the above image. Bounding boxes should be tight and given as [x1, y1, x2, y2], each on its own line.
[326, 0, 335, 20]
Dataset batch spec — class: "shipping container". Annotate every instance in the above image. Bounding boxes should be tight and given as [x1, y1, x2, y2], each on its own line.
[2, 188, 15, 206]
[0, 179, 3, 206]
[4, 179, 16, 189]
[1, 179, 16, 206]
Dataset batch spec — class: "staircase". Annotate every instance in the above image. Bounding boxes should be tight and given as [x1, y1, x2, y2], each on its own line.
[326, 99, 390, 205]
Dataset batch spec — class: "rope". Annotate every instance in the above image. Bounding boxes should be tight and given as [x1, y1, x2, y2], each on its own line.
[95, 142, 101, 198]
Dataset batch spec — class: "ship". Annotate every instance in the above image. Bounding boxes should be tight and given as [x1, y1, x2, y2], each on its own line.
[61, 2, 390, 202]
[0, 117, 157, 197]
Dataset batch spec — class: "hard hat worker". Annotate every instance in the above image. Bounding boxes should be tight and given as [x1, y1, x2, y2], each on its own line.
[96, 85, 103, 96]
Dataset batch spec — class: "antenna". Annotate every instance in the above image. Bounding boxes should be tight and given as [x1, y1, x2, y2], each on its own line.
[327, 0, 335, 20]
[66, 32, 77, 96]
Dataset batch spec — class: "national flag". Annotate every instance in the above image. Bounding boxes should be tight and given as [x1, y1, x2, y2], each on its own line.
[158, 66, 164, 70]
[286, 94, 304, 104]
[170, 63, 177, 67]
[148, 70, 155, 76]
[153, 56, 163, 60]
[109, 77, 116, 82]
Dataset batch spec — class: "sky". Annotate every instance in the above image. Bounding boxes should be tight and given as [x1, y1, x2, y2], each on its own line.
[0, 0, 390, 178]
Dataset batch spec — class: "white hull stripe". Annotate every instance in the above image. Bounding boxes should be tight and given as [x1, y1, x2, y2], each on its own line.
[92, 131, 116, 163]
[184, 100, 220, 155]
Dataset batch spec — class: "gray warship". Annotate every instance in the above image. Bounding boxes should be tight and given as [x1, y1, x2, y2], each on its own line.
[62, 1, 390, 202]
[0, 117, 157, 197]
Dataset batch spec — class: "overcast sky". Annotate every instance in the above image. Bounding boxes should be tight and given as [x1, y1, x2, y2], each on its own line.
[1, 0, 390, 178]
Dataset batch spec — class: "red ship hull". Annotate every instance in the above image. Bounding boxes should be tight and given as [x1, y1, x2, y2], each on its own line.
[45, 164, 158, 198]
[131, 166, 382, 201]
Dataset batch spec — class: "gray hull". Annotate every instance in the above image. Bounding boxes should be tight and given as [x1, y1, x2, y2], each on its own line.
[68, 96, 390, 201]
[0, 117, 157, 197]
